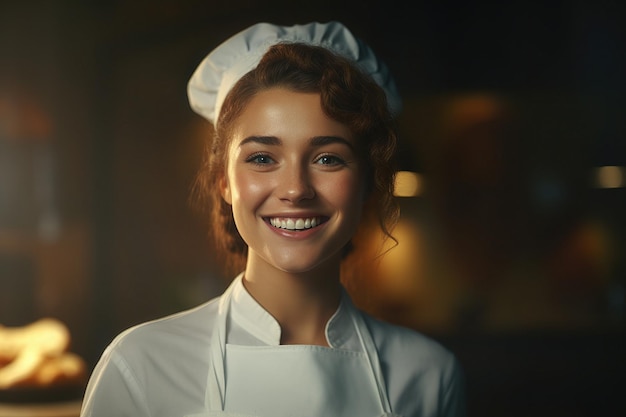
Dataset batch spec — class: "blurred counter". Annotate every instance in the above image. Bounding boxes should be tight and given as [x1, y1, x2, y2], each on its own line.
[0, 401, 81, 417]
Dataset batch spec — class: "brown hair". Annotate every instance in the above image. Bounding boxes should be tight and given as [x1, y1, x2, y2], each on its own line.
[192, 42, 399, 274]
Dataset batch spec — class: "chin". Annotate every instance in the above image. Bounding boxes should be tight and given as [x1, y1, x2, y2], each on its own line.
[269, 252, 340, 275]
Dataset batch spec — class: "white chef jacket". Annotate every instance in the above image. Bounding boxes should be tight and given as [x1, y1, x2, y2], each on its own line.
[80, 274, 466, 417]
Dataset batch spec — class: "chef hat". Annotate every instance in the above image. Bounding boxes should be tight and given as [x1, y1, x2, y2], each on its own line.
[187, 21, 402, 124]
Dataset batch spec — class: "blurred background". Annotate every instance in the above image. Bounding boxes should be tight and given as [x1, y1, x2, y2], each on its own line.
[0, 0, 624, 415]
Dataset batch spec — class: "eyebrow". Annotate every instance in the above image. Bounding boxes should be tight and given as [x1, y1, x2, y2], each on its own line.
[239, 135, 354, 150]
[310, 135, 355, 150]
[239, 136, 282, 147]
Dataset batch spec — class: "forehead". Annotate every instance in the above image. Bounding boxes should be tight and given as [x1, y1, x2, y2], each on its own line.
[231, 87, 355, 145]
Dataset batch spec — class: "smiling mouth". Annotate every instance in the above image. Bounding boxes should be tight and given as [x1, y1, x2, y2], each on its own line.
[267, 216, 327, 231]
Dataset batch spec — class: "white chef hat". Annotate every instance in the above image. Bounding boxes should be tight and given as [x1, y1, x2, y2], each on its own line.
[187, 21, 402, 125]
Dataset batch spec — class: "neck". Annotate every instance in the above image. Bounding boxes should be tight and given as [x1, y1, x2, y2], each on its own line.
[242, 255, 342, 346]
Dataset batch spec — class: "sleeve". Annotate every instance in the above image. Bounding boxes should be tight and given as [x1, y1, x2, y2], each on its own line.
[439, 355, 467, 417]
[79, 346, 151, 417]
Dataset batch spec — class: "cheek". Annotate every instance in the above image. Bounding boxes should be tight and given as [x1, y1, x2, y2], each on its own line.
[321, 173, 365, 209]
[229, 171, 269, 206]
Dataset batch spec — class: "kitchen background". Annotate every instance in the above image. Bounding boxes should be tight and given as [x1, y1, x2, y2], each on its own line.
[1, 1, 624, 416]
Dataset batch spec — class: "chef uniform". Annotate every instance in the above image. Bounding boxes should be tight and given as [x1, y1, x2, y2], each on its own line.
[81, 21, 466, 417]
[80, 274, 465, 417]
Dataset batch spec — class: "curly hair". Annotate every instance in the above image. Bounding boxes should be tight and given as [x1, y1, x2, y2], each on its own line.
[191, 42, 399, 274]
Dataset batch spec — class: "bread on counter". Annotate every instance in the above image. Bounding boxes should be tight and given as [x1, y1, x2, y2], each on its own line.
[0, 318, 86, 389]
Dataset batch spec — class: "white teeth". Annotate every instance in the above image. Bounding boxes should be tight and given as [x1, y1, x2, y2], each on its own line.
[270, 217, 321, 231]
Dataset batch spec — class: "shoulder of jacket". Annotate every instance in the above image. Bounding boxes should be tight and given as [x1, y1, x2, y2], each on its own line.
[105, 296, 221, 356]
[361, 311, 457, 366]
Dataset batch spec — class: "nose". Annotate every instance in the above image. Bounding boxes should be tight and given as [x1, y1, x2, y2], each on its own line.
[279, 163, 315, 203]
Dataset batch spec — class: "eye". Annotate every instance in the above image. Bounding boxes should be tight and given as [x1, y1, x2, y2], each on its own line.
[315, 154, 346, 166]
[246, 153, 274, 165]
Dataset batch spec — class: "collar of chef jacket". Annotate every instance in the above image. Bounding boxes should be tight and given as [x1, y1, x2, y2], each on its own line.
[226, 273, 363, 352]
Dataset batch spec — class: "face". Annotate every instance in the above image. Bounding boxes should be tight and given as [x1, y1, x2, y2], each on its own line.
[222, 88, 365, 275]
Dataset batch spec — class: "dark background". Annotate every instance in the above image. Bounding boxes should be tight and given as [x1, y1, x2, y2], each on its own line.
[1, 1, 624, 416]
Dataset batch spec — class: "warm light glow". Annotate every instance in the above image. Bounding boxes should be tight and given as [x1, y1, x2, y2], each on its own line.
[379, 221, 424, 299]
[594, 166, 625, 189]
[394, 171, 423, 197]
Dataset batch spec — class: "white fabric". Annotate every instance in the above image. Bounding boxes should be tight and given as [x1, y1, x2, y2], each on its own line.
[187, 21, 403, 124]
[80, 274, 466, 417]
[196, 274, 392, 416]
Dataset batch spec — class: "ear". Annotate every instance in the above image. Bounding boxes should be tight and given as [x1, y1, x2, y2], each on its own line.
[220, 175, 232, 205]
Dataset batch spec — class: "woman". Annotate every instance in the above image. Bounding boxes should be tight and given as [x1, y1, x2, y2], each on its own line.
[80, 21, 466, 417]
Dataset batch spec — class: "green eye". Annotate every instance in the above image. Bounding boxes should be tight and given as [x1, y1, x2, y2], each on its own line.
[246, 153, 274, 164]
[316, 155, 345, 165]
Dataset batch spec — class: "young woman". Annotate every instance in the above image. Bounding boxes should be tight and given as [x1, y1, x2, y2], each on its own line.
[80, 21, 466, 417]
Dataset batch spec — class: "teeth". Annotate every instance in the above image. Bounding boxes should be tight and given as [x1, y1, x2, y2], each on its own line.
[270, 217, 321, 231]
